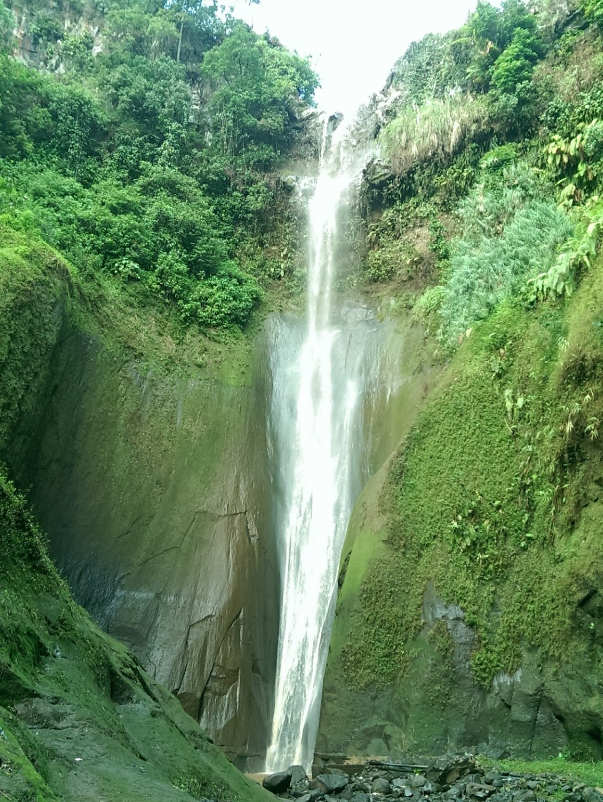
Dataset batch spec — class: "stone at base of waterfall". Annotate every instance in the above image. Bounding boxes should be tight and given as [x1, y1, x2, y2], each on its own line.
[466, 783, 496, 800]
[427, 755, 476, 786]
[289, 764, 310, 792]
[316, 772, 349, 793]
[263, 770, 293, 793]
[372, 777, 391, 794]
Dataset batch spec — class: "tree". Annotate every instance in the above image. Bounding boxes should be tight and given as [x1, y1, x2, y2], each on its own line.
[201, 24, 318, 163]
[491, 27, 542, 93]
[582, 0, 603, 28]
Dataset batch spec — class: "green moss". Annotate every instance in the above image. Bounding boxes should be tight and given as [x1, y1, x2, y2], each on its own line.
[337, 257, 602, 695]
[0, 225, 74, 458]
[478, 756, 603, 786]
[0, 709, 59, 801]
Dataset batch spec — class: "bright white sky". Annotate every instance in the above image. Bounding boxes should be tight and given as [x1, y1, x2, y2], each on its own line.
[227, 0, 481, 116]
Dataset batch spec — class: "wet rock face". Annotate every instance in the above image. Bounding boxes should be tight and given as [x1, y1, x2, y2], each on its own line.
[319, 578, 595, 759]
[261, 758, 603, 802]
[19, 324, 278, 764]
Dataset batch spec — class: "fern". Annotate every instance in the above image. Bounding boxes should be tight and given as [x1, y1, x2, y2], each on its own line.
[528, 196, 603, 300]
[440, 186, 572, 341]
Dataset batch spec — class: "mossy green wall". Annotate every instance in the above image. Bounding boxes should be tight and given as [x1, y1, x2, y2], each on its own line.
[319, 261, 603, 760]
[0, 227, 74, 468]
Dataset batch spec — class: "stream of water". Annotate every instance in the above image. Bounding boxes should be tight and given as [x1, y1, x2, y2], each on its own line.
[265, 122, 382, 772]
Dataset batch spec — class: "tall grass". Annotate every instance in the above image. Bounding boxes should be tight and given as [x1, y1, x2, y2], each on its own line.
[379, 94, 491, 175]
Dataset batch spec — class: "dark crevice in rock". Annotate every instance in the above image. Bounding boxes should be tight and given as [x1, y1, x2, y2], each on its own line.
[198, 608, 244, 717]
[175, 614, 217, 696]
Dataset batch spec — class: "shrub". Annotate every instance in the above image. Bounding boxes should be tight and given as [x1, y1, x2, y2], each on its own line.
[582, 0, 603, 28]
[529, 196, 603, 300]
[182, 264, 261, 328]
[413, 285, 446, 330]
[0, 2, 13, 53]
[480, 143, 519, 171]
[492, 30, 540, 95]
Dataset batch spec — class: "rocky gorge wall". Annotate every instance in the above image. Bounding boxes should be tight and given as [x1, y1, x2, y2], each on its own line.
[1, 227, 280, 765]
[318, 263, 603, 761]
[27, 330, 278, 763]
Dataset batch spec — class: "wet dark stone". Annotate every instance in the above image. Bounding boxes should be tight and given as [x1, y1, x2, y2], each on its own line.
[466, 784, 495, 800]
[290, 765, 309, 789]
[316, 773, 349, 794]
[428, 756, 477, 787]
[372, 777, 392, 793]
[263, 770, 292, 793]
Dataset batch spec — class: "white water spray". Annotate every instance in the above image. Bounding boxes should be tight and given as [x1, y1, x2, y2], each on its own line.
[265, 121, 380, 772]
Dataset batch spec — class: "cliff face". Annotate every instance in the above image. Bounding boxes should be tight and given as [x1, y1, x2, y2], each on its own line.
[318, 262, 603, 761]
[1, 226, 279, 766]
[0, 229, 273, 801]
[29, 332, 278, 764]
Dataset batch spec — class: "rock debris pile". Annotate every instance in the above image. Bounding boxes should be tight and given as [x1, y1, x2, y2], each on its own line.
[260, 756, 603, 802]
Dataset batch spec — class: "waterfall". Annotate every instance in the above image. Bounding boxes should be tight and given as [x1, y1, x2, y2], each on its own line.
[265, 120, 382, 772]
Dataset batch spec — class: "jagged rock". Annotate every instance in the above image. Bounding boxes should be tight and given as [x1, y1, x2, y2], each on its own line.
[513, 792, 536, 802]
[349, 794, 370, 802]
[289, 764, 309, 790]
[484, 774, 504, 788]
[372, 776, 392, 793]
[466, 783, 495, 800]
[263, 770, 292, 793]
[393, 778, 416, 796]
[363, 158, 395, 189]
[295, 794, 313, 802]
[327, 112, 344, 133]
[317, 773, 349, 793]
[409, 775, 428, 788]
[489, 793, 513, 802]
[583, 790, 603, 802]
[351, 780, 372, 793]
[428, 756, 477, 786]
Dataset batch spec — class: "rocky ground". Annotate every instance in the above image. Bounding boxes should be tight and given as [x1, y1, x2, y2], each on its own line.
[260, 756, 603, 802]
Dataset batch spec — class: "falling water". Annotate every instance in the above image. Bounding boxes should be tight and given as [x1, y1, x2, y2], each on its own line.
[265, 120, 383, 772]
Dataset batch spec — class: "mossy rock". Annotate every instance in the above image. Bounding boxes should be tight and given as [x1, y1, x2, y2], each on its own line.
[319, 259, 603, 760]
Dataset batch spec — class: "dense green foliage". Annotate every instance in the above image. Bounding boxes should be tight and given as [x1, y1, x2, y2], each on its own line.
[0, 0, 317, 328]
[378, 0, 601, 171]
[438, 161, 573, 341]
[365, 1, 603, 350]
